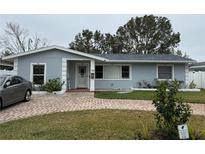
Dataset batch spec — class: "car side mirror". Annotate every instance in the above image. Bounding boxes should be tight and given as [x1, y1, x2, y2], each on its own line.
[4, 81, 11, 88]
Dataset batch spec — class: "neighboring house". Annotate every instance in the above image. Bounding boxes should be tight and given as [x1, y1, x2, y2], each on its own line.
[0, 58, 15, 75]
[0, 58, 13, 70]
[189, 62, 205, 71]
[2, 45, 195, 92]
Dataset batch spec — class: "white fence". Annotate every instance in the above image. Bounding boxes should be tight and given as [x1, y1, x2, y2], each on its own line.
[0, 70, 16, 76]
[189, 71, 205, 89]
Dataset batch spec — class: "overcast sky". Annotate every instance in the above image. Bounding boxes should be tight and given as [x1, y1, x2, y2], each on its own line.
[0, 14, 204, 61]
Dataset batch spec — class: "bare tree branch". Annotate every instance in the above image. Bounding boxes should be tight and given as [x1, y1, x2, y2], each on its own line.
[0, 22, 49, 56]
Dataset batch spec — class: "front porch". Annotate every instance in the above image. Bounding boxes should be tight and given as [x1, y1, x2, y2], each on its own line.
[61, 58, 95, 92]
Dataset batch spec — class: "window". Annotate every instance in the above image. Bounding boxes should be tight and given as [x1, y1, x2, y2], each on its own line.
[95, 65, 103, 79]
[121, 66, 130, 79]
[104, 65, 121, 79]
[95, 65, 131, 80]
[79, 66, 86, 77]
[158, 65, 173, 80]
[32, 64, 45, 84]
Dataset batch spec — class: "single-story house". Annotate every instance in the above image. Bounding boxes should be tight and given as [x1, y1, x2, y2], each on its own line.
[189, 62, 205, 71]
[2, 45, 195, 92]
[0, 58, 13, 70]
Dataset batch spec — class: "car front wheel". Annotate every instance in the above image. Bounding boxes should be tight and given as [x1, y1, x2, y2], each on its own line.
[24, 90, 31, 102]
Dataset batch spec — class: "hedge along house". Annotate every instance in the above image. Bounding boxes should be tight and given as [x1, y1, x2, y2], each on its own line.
[2, 45, 195, 92]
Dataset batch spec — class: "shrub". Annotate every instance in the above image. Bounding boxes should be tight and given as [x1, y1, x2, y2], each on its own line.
[152, 80, 192, 139]
[155, 80, 184, 88]
[155, 80, 169, 87]
[44, 78, 64, 93]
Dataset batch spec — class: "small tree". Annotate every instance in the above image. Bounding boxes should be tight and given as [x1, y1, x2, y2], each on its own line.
[152, 80, 192, 139]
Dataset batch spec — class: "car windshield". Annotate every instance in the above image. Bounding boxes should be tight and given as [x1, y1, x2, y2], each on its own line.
[0, 77, 6, 86]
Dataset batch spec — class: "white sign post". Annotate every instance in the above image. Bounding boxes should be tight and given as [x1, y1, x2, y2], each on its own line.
[178, 124, 189, 139]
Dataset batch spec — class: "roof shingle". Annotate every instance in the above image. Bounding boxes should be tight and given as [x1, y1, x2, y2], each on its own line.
[92, 54, 195, 62]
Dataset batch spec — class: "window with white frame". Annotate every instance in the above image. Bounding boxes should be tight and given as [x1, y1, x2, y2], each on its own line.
[157, 65, 173, 80]
[121, 66, 130, 79]
[32, 64, 45, 84]
[95, 65, 130, 80]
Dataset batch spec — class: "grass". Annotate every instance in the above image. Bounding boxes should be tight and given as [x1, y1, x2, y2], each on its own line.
[95, 89, 205, 104]
[0, 110, 205, 139]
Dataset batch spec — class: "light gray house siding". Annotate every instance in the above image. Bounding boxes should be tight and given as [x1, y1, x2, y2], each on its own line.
[95, 63, 186, 90]
[17, 49, 91, 84]
[174, 63, 186, 81]
[16, 48, 186, 90]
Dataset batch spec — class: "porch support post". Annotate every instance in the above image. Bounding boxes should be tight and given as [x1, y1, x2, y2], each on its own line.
[13, 58, 18, 75]
[61, 58, 67, 93]
[185, 63, 189, 88]
[90, 59, 95, 91]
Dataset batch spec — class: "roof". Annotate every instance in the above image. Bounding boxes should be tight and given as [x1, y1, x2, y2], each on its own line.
[1, 45, 195, 63]
[189, 62, 205, 69]
[2, 45, 108, 61]
[190, 62, 205, 66]
[93, 54, 195, 63]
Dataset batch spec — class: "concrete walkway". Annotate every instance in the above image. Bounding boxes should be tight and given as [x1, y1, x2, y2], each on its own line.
[0, 92, 205, 123]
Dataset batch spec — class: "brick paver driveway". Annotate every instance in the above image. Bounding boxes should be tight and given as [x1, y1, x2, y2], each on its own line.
[0, 92, 205, 123]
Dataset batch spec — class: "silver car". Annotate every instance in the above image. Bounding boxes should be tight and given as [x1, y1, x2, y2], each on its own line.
[0, 75, 32, 109]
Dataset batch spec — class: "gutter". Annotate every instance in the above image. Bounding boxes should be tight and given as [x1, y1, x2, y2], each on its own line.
[189, 65, 205, 69]
[106, 60, 195, 63]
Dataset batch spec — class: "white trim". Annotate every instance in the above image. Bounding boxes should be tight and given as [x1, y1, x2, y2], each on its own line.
[75, 64, 77, 88]
[32, 91, 48, 95]
[13, 58, 18, 75]
[62, 58, 67, 91]
[75, 63, 89, 89]
[32, 91, 65, 95]
[62, 58, 92, 62]
[108, 60, 194, 63]
[156, 64, 174, 80]
[2, 45, 108, 61]
[95, 64, 132, 80]
[131, 88, 200, 92]
[0, 62, 13, 67]
[95, 79, 132, 81]
[189, 65, 205, 69]
[185, 64, 189, 86]
[30, 63, 47, 84]
[90, 60, 95, 91]
[65, 58, 91, 61]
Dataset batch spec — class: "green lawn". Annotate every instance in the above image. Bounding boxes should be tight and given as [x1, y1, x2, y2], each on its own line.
[0, 110, 205, 139]
[95, 89, 205, 104]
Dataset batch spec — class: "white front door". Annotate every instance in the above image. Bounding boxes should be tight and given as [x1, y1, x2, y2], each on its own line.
[76, 64, 89, 88]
